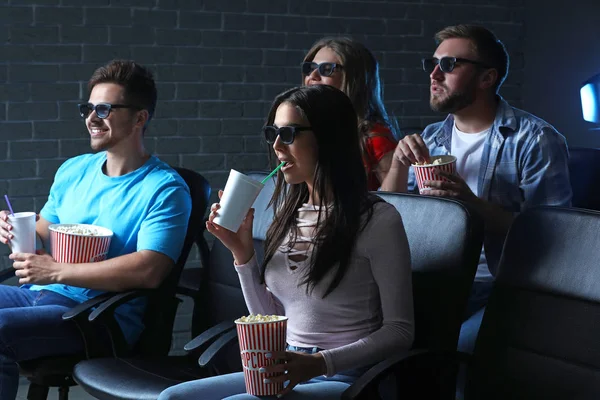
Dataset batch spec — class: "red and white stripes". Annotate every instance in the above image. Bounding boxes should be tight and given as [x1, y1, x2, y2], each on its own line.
[236, 318, 288, 396]
[414, 160, 456, 194]
[50, 228, 112, 263]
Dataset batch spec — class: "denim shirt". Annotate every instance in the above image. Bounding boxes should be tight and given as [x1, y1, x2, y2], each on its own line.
[408, 98, 572, 275]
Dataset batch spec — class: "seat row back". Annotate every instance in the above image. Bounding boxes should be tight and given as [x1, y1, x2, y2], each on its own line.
[72, 171, 486, 399]
[15, 167, 212, 400]
[466, 206, 600, 400]
[348, 206, 600, 400]
[69, 164, 600, 400]
[16, 144, 600, 399]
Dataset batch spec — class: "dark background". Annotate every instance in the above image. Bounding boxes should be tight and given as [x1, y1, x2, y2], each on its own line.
[1, 0, 598, 350]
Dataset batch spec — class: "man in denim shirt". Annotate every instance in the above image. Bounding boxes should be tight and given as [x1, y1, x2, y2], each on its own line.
[381, 24, 572, 355]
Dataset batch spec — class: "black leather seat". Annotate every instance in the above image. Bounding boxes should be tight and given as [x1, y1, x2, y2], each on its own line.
[176, 229, 210, 339]
[352, 206, 600, 399]
[341, 193, 484, 399]
[5, 167, 211, 400]
[568, 146, 600, 211]
[464, 206, 600, 399]
[73, 183, 485, 400]
[375, 193, 484, 351]
[71, 172, 275, 400]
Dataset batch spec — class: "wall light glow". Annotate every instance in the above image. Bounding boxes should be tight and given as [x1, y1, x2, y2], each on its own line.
[581, 74, 600, 123]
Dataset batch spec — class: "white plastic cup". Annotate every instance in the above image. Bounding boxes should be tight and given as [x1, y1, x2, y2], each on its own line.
[7, 212, 37, 254]
[213, 170, 264, 232]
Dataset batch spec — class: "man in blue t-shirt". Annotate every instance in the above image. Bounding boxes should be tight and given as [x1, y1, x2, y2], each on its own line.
[0, 60, 192, 399]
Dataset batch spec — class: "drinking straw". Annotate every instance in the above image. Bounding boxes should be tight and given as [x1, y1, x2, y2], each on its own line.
[261, 161, 286, 184]
[4, 195, 14, 216]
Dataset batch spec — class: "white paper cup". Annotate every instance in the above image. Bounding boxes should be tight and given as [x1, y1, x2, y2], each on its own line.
[7, 212, 36, 254]
[213, 169, 264, 232]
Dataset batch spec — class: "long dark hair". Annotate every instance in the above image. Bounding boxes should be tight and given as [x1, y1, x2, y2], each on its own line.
[261, 85, 381, 297]
[303, 37, 398, 166]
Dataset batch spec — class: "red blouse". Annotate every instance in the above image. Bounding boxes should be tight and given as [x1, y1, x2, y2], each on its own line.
[364, 123, 397, 191]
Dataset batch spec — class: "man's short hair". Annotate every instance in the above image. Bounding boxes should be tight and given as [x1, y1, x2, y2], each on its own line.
[88, 60, 157, 122]
[435, 24, 509, 93]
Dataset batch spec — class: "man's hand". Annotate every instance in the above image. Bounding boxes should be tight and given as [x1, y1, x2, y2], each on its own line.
[426, 170, 515, 235]
[424, 170, 479, 203]
[393, 134, 431, 166]
[0, 211, 41, 248]
[10, 249, 61, 285]
[381, 134, 430, 192]
[0, 210, 14, 246]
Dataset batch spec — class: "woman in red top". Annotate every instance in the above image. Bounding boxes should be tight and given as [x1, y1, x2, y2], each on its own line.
[302, 37, 398, 190]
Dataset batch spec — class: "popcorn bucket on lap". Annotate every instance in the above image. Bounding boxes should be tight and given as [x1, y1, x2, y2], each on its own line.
[49, 224, 113, 263]
[413, 155, 457, 194]
[235, 314, 288, 396]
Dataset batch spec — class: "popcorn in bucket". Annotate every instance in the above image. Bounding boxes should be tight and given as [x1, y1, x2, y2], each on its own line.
[49, 224, 113, 263]
[235, 314, 288, 396]
[413, 155, 457, 194]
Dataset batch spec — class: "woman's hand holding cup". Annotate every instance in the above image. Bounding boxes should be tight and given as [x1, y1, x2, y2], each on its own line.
[206, 190, 255, 265]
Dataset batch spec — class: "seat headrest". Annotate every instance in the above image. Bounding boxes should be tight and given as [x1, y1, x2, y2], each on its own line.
[375, 192, 480, 273]
[567, 147, 600, 210]
[497, 206, 600, 303]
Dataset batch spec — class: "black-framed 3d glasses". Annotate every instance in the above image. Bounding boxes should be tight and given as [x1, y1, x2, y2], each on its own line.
[421, 57, 492, 73]
[301, 62, 343, 77]
[263, 125, 312, 145]
[78, 102, 142, 119]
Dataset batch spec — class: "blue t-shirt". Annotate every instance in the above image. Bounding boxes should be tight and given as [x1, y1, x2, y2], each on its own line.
[26, 152, 192, 345]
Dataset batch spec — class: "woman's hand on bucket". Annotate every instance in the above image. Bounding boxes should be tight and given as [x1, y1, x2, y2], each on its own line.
[259, 351, 327, 397]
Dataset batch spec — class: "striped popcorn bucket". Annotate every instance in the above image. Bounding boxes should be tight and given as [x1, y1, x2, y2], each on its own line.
[413, 155, 457, 194]
[235, 317, 288, 396]
[49, 224, 113, 263]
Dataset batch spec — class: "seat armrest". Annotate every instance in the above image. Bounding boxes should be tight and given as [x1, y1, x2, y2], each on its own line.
[61, 292, 128, 359]
[197, 234, 210, 269]
[88, 290, 151, 322]
[177, 268, 203, 298]
[83, 290, 157, 357]
[341, 349, 472, 400]
[0, 268, 14, 283]
[341, 349, 427, 400]
[62, 292, 117, 321]
[199, 329, 238, 367]
[184, 320, 235, 352]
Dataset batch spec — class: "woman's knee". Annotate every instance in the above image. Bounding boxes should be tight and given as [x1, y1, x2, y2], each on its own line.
[158, 373, 247, 400]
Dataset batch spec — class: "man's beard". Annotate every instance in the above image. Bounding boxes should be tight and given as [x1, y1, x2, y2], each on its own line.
[90, 138, 112, 152]
[430, 82, 477, 114]
[89, 129, 128, 152]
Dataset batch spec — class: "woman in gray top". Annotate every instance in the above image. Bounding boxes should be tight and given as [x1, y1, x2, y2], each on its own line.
[159, 85, 414, 400]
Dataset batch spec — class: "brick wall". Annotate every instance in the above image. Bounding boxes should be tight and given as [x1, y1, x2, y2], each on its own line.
[0, 0, 525, 353]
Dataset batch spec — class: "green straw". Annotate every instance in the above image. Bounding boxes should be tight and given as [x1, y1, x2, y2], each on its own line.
[261, 161, 286, 184]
